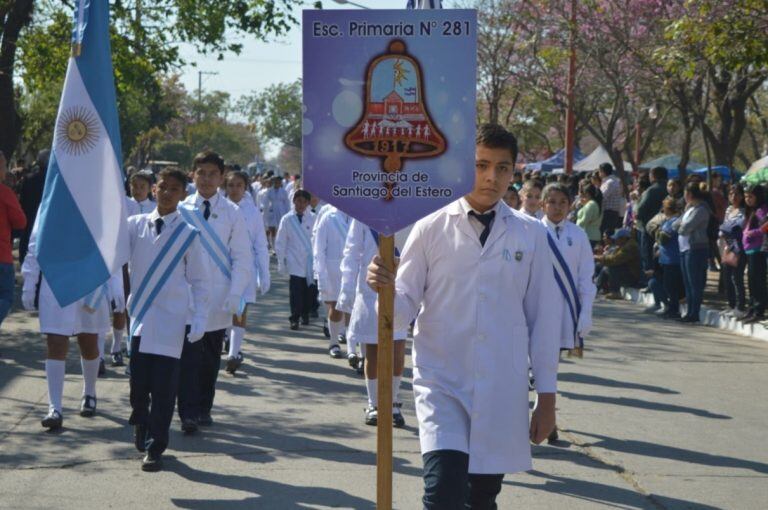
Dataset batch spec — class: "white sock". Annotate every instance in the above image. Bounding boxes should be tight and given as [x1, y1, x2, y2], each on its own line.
[81, 357, 100, 397]
[97, 333, 106, 360]
[339, 323, 347, 338]
[365, 378, 378, 407]
[329, 319, 343, 348]
[393, 375, 402, 407]
[111, 328, 124, 354]
[229, 326, 245, 358]
[45, 359, 66, 413]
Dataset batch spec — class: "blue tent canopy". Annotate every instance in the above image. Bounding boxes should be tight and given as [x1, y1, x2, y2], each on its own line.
[525, 147, 585, 173]
[690, 166, 740, 182]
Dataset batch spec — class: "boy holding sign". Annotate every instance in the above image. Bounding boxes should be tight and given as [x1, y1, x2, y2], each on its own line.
[125, 168, 211, 471]
[367, 124, 559, 508]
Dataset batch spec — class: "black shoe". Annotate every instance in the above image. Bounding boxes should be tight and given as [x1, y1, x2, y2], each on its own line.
[679, 315, 700, 323]
[80, 395, 97, 417]
[329, 344, 343, 359]
[547, 427, 559, 444]
[98, 359, 106, 377]
[111, 352, 125, 367]
[356, 363, 364, 376]
[743, 312, 764, 324]
[134, 424, 148, 452]
[338, 333, 347, 345]
[301, 316, 310, 326]
[323, 320, 330, 338]
[223, 339, 230, 355]
[289, 320, 299, 331]
[347, 352, 361, 370]
[661, 310, 681, 320]
[364, 405, 378, 426]
[225, 353, 243, 374]
[198, 412, 213, 427]
[41, 409, 63, 430]
[393, 403, 405, 428]
[141, 451, 163, 472]
[181, 418, 198, 435]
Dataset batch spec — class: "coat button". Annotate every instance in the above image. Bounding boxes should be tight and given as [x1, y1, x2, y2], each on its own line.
[478, 333, 486, 341]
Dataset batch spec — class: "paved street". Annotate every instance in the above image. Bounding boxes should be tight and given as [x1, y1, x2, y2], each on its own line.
[1, 269, 767, 509]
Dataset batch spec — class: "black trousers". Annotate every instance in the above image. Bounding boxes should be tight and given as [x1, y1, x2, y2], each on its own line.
[178, 329, 226, 420]
[422, 450, 504, 510]
[600, 209, 622, 236]
[723, 254, 747, 311]
[747, 252, 767, 316]
[289, 275, 315, 322]
[129, 337, 180, 455]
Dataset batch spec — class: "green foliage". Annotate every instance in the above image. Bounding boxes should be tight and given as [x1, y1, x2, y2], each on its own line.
[238, 79, 302, 148]
[185, 120, 261, 166]
[153, 140, 194, 167]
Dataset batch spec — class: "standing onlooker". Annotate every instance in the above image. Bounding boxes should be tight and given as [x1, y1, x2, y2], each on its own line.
[674, 182, 712, 324]
[657, 198, 684, 319]
[719, 184, 746, 318]
[577, 184, 602, 248]
[598, 163, 625, 235]
[742, 184, 768, 323]
[18, 150, 49, 265]
[666, 178, 685, 212]
[0, 151, 28, 326]
[636, 167, 668, 271]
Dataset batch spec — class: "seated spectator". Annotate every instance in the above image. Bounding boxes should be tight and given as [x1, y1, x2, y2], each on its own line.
[594, 228, 641, 299]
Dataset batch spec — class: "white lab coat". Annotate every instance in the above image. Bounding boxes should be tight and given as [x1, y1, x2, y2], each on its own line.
[181, 192, 253, 331]
[541, 218, 596, 349]
[275, 210, 316, 278]
[256, 187, 269, 213]
[263, 187, 291, 228]
[127, 211, 211, 359]
[338, 220, 408, 344]
[312, 206, 350, 302]
[392, 198, 560, 474]
[126, 197, 154, 217]
[22, 227, 110, 336]
[229, 196, 270, 303]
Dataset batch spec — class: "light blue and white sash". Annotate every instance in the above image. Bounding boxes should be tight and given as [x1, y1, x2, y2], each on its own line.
[178, 203, 232, 281]
[290, 214, 314, 285]
[129, 221, 199, 338]
[547, 232, 583, 349]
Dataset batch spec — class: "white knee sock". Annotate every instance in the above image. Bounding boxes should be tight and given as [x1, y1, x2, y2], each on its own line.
[329, 319, 343, 348]
[110, 328, 124, 354]
[81, 357, 100, 397]
[393, 375, 402, 407]
[339, 323, 347, 338]
[228, 326, 245, 358]
[45, 359, 66, 413]
[365, 377, 378, 407]
[97, 333, 106, 360]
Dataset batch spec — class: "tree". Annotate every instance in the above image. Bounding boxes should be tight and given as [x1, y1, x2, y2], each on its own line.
[238, 79, 302, 148]
[0, 0, 34, 159]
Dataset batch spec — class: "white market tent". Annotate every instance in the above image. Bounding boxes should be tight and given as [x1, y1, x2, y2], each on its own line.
[572, 145, 633, 173]
[747, 155, 768, 175]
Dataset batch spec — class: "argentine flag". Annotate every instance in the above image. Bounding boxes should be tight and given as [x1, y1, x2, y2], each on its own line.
[36, 0, 128, 307]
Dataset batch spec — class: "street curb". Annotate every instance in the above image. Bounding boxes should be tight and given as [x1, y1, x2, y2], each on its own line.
[619, 286, 768, 343]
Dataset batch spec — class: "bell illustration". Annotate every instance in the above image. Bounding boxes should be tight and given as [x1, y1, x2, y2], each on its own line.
[345, 40, 447, 175]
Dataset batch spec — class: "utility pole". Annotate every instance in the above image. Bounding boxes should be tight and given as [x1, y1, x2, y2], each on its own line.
[564, 0, 577, 175]
[197, 71, 218, 122]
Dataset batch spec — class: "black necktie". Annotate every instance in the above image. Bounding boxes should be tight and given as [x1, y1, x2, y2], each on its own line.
[297, 213, 303, 224]
[556, 225, 562, 239]
[203, 200, 211, 221]
[469, 210, 495, 247]
[155, 218, 164, 235]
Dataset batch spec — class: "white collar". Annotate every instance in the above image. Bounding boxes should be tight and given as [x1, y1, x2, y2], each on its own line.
[194, 191, 220, 208]
[148, 208, 179, 224]
[544, 217, 568, 230]
[456, 197, 504, 218]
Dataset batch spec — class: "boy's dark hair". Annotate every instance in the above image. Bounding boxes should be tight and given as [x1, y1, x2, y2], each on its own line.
[226, 170, 250, 188]
[129, 172, 153, 187]
[543, 182, 572, 203]
[599, 163, 614, 176]
[521, 179, 543, 192]
[157, 168, 188, 189]
[193, 150, 225, 173]
[651, 166, 668, 181]
[293, 189, 311, 202]
[476, 123, 518, 162]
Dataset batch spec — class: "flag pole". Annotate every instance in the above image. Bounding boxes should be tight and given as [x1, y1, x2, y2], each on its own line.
[376, 234, 395, 510]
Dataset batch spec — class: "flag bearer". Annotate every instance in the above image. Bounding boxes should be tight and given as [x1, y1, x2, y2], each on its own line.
[126, 168, 210, 471]
[367, 124, 560, 509]
[177, 151, 252, 434]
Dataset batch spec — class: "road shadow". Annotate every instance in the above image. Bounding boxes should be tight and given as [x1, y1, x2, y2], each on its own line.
[557, 372, 680, 395]
[559, 391, 731, 420]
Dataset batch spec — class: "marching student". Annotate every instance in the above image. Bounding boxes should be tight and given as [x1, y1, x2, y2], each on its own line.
[223, 170, 271, 374]
[126, 172, 154, 217]
[367, 124, 559, 508]
[540, 182, 596, 443]
[264, 175, 291, 251]
[126, 168, 211, 472]
[22, 222, 112, 430]
[338, 219, 408, 427]
[275, 190, 316, 330]
[177, 151, 253, 434]
[312, 204, 351, 359]
[519, 179, 544, 219]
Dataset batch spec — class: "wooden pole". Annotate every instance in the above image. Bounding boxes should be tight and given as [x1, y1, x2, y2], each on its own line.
[564, 0, 577, 175]
[376, 234, 395, 510]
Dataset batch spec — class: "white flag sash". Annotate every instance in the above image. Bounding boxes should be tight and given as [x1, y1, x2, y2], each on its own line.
[289, 214, 314, 285]
[547, 232, 583, 348]
[178, 204, 232, 281]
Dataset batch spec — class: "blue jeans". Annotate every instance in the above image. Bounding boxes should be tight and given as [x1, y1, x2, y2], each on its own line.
[661, 264, 684, 315]
[0, 263, 15, 327]
[648, 275, 667, 307]
[681, 248, 708, 319]
[422, 450, 504, 510]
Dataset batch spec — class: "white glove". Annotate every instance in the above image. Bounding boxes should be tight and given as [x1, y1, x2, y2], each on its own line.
[22, 289, 36, 311]
[258, 273, 271, 295]
[577, 312, 593, 337]
[223, 294, 242, 315]
[112, 291, 126, 314]
[188, 319, 206, 343]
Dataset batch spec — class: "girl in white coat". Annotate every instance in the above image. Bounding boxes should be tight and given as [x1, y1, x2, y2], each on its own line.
[224, 171, 271, 374]
[338, 219, 408, 428]
[22, 223, 112, 430]
[264, 177, 291, 250]
[367, 125, 559, 509]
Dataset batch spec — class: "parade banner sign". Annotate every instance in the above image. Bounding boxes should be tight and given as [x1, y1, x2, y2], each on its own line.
[303, 9, 477, 235]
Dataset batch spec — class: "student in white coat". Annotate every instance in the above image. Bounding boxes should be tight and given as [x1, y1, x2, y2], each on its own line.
[312, 205, 351, 359]
[338, 219, 408, 427]
[275, 190, 316, 330]
[223, 171, 271, 374]
[367, 124, 560, 509]
[177, 151, 253, 434]
[264, 176, 291, 250]
[540, 182, 595, 443]
[125, 172, 155, 217]
[126, 168, 211, 472]
[22, 222, 112, 430]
